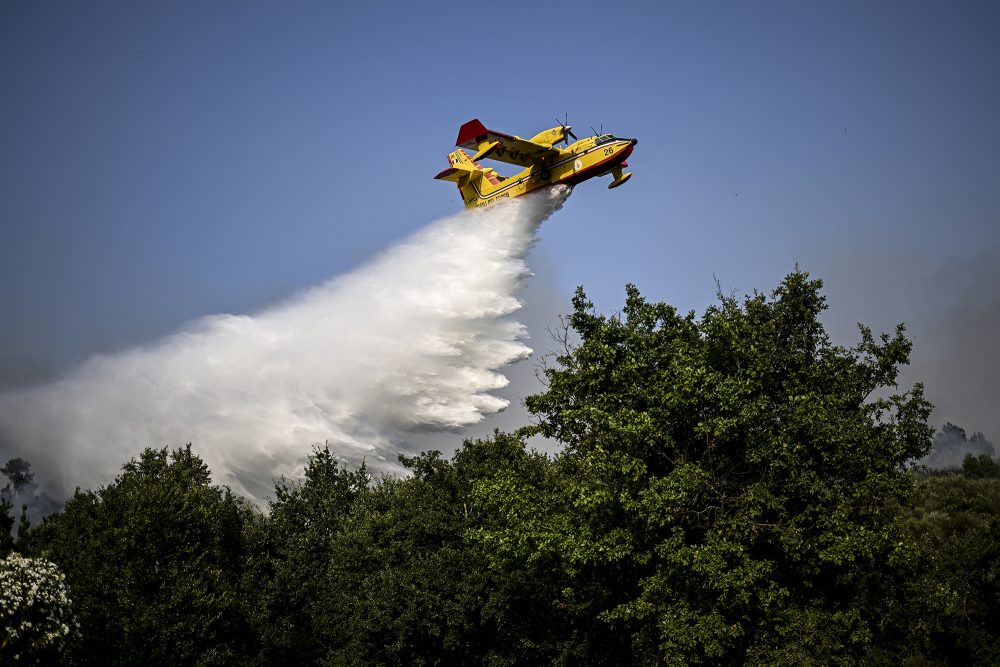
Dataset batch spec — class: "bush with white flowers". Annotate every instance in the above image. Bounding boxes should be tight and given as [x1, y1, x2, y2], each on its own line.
[1, 553, 79, 661]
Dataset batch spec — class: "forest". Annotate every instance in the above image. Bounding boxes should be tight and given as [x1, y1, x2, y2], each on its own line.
[2, 270, 998, 665]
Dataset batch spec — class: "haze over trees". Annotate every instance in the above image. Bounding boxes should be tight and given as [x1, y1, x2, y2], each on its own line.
[920, 421, 996, 469]
[3, 269, 998, 664]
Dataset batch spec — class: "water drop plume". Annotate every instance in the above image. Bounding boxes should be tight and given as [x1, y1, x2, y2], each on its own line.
[0, 187, 571, 501]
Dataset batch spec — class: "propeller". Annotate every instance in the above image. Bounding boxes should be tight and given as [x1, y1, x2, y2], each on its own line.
[556, 113, 578, 146]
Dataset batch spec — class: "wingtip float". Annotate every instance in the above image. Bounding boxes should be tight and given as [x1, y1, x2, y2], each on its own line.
[435, 118, 638, 209]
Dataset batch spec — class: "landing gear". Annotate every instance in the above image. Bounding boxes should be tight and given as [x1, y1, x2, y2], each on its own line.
[539, 167, 551, 181]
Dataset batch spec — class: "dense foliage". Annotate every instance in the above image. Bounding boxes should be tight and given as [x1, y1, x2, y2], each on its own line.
[894, 457, 1000, 664]
[25, 446, 260, 665]
[4, 270, 998, 664]
[475, 272, 936, 663]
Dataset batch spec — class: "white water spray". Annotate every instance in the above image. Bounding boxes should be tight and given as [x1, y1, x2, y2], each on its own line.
[0, 188, 570, 500]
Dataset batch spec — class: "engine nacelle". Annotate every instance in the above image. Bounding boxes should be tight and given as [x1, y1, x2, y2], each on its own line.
[528, 126, 568, 148]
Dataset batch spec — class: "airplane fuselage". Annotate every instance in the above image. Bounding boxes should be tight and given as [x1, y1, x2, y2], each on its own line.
[435, 120, 637, 209]
[463, 136, 636, 209]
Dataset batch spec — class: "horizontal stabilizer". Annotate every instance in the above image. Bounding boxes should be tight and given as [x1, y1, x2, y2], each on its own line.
[433, 152, 486, 185]
[434, 167, 461, 181]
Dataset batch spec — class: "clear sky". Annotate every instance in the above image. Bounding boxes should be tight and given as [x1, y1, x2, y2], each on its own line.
[2, 2, 999, 447]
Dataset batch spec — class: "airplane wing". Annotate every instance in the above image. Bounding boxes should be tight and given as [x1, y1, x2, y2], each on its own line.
[455, 119, 561, 167]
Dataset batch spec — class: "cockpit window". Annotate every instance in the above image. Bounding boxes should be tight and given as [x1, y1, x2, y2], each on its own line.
[595, 134, 615, 145]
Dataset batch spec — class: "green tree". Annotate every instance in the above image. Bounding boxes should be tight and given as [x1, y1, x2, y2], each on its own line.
[0, 458, 34, 557]
[897, 472, 1000, 665]
[257, 435, 563, 665]
[0, 458, 36, 500]
[473, 270, 934, 663]
[28, 445, 261, 665]
[962, 453, 1000, 480]
[0, 498, 13, 556]
[15, 505, 29, 545]
[254, 445, 371, 663]
[319, 432, 566, 666]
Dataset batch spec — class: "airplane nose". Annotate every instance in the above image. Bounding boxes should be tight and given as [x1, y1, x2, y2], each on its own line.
[631, 138, 638, 145]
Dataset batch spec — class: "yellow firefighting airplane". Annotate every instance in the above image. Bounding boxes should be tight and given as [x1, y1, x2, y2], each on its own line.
[435, 118, 638, 209]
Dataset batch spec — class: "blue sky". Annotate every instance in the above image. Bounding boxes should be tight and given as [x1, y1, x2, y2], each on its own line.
[2, 2, 999, 443]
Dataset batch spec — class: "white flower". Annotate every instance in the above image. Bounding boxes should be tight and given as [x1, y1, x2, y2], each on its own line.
[0, 554, 79, 660]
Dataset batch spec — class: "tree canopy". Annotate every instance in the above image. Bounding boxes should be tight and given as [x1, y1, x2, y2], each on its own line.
[473, 270, 934, 662]
[26, 445, 259, 665]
